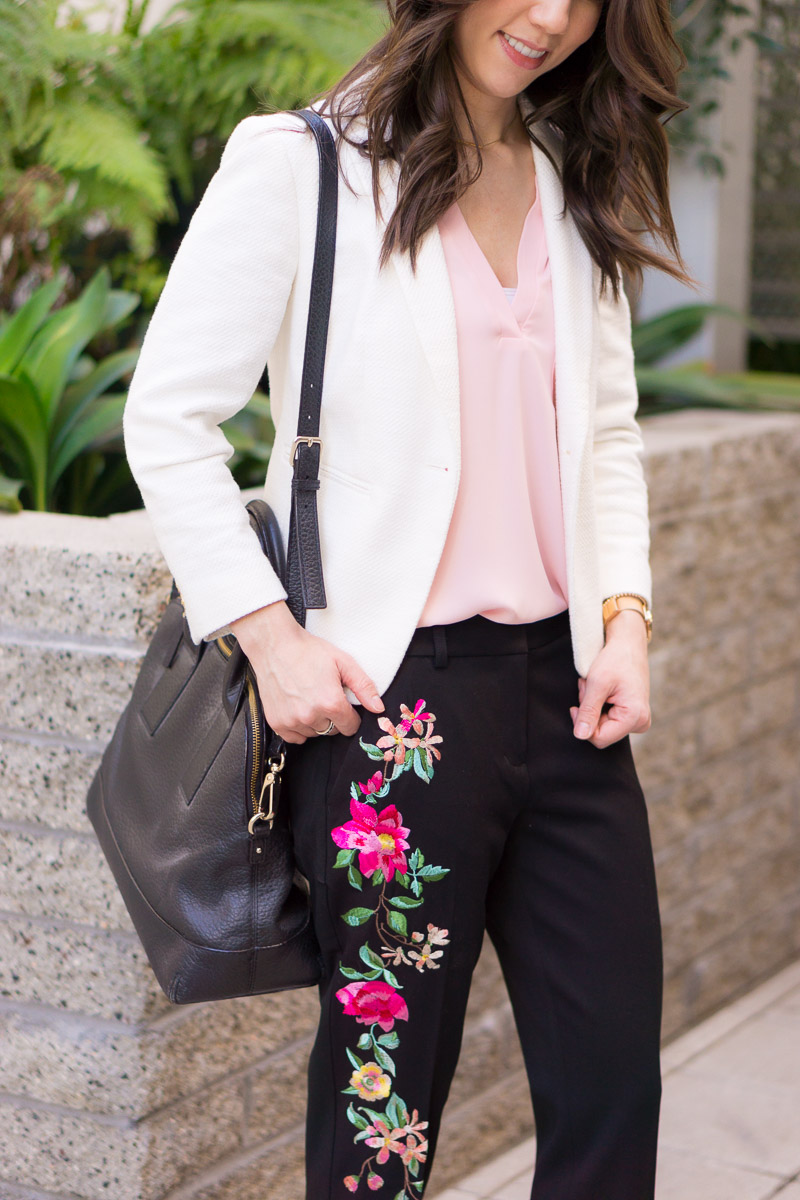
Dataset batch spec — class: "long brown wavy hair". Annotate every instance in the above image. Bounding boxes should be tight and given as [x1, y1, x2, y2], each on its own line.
[306, 0, 697, 304]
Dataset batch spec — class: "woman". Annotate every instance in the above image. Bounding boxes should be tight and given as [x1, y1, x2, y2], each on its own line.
[123, 1, 694, 1196]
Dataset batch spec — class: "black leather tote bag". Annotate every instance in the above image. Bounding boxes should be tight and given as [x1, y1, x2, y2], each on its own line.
[86, 108, 338, 1004]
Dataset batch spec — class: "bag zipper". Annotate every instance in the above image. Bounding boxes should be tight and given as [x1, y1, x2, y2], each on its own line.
[216, 636, 285, 835]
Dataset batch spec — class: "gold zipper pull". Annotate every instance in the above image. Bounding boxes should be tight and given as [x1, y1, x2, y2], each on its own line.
[247, 752, 285, 835]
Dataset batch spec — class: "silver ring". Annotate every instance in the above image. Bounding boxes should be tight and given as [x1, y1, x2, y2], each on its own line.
[314, 718, 336, 736]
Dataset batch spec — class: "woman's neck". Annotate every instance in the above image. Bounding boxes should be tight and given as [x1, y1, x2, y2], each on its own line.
[452, 78, 527, 149]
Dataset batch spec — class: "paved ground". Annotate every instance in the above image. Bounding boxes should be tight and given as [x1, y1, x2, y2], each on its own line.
[436, 957, 800, 1200]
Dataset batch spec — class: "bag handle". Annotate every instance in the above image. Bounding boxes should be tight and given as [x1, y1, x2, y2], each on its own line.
[283, 106, 339, 626]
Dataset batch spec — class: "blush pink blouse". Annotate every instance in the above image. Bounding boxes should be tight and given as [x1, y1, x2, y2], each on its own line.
[416, 187, 569, 628]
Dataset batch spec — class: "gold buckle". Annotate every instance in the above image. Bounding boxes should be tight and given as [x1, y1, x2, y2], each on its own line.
[290, 436, 322, 466]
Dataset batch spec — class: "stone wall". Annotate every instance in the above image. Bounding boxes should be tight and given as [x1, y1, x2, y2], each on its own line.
[1, 407, 799, 1199]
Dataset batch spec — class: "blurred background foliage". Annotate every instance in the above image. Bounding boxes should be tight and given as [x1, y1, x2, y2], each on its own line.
[0, 0, 797, 514]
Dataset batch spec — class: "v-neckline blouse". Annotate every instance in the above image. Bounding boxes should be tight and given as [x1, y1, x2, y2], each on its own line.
[450, 191, 543, 333]
[416, 184, 568, 629]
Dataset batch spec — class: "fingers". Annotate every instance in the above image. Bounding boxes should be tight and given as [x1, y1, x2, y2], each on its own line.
[335, 651, 385, 714]
[251, 639, 385, 745]
[569, 698, 651, 749]
[572, 672, 608, 741]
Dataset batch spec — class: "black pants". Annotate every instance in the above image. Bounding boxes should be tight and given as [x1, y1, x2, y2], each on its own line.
[286, 607, 663, 1200]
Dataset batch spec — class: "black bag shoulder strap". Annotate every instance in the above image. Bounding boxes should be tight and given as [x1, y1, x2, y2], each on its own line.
[284, 106, 339, 625]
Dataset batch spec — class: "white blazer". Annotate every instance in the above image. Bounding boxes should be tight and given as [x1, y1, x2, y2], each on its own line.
[123, 89, 652, 703]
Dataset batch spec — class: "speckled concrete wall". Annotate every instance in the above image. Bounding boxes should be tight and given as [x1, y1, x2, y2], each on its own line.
[1, 408, 799, 1200]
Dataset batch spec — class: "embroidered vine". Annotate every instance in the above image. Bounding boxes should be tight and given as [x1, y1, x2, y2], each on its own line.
[330, 699, 449, 1198]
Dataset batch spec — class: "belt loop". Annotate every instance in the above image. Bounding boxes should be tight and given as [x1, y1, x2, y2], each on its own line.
[432, 625, 448, 669]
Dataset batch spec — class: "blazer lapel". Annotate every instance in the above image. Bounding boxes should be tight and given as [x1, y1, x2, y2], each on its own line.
[522, 94, 594, 466]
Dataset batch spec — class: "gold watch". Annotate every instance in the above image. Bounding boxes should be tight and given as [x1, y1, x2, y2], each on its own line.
[602, 593, 653, 642]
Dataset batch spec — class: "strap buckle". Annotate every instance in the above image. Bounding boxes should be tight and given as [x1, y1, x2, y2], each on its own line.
[290, 436, 322, 467]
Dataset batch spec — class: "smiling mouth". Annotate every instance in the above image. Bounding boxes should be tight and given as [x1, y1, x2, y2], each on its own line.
[499, 30, 549, 59]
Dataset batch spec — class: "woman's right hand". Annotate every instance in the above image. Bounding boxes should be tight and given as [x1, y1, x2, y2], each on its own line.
[230, 600, 385, 744]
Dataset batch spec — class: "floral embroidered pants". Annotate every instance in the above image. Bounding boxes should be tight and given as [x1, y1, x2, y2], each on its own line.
[286, 606, 663, 1200]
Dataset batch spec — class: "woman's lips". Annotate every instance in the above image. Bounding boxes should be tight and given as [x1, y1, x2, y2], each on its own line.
[498, 30, 550, 71]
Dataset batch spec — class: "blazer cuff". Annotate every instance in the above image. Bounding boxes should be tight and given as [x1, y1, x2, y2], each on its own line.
[187, 563, 289, 645]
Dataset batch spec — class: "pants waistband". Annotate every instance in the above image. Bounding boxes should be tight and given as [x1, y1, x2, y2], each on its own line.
[406, 607, 570, 666]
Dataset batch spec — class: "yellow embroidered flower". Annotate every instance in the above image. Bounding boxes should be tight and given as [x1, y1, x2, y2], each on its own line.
[350, 1061, 392, 1100]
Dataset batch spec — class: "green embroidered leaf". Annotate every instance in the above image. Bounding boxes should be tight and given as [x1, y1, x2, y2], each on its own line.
[342, 907, 376, 926]
[362, 968, 383, 980]
[359, 738, 385, 760]
[408, 848, 422, 871]
[372, 868, 385, 887]
[359, 944, 384, 971]
[372, 1043, 396, 1075]
[378, 1030, 400, 1049]
[361, 1106, 387, 1125]
[386, 1092, 406, 1128]
[388, 895, 424, 909]
[408, 1156, 420, 1177]
[338, 965, 368, 981]
[346, 1047, 364, 1071]
[347, 864, 363, 891]
[396, 870, 410, 889]
[393, 1192, 406, 1200]
[410, 876, 423, 898]
[387, 909, 408, 937]
[357, 1033, 372, 1050]
[381, 967, 400, 989]
[412, 747, 430, 782]
[334, 849, 356, 868]
[350, 781, 361, 801]
[418, 866, 449, 880]
[413, 1182, 425, 1193]
[347, 1103, 369, 1130]
[341, 1085, 359, 1094]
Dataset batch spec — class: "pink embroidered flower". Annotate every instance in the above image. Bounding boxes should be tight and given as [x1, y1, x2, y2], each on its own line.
[398, 699, 436, 735]
[344, 1176, 360, 1192]
[376, 716, 416, 764]
[358, 770, 384, 797]
[408, 943, 445, 971]
[381, 944, 412, 967]
[417, 720, 443, 762]
[349, 1061, 392, 1101]
[331, 799, 410, 881]
[336, 980, 410, 1032]
[409, 923, 450, 969]
[401, 1109, 429, 1139]
[364, 1119, 407, 1163]
[412, 923, 449, 946]
[367, 1172, 384, 1190]
[402, 1133, 428, 1166]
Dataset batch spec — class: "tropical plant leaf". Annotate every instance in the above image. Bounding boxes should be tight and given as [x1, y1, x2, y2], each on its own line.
[55, 349, 139, 447]
[631, 303, 772, 366]
[0, 472, 24, 512]
[0, 373, 48, 505]
[0, 275, 64, 374]
[48, 396, 125, 489]
[19, 268, 111, 424]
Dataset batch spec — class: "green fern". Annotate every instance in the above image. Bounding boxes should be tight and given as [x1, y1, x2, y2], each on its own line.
[0, 0, 382, 305]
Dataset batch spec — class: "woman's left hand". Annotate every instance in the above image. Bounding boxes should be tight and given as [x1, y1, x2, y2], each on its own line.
[569, 610, 652, 749]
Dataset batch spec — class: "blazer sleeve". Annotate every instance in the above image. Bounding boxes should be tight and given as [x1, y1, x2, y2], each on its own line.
[591, 271, 653, 611]
[122, 115, 303, 644]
